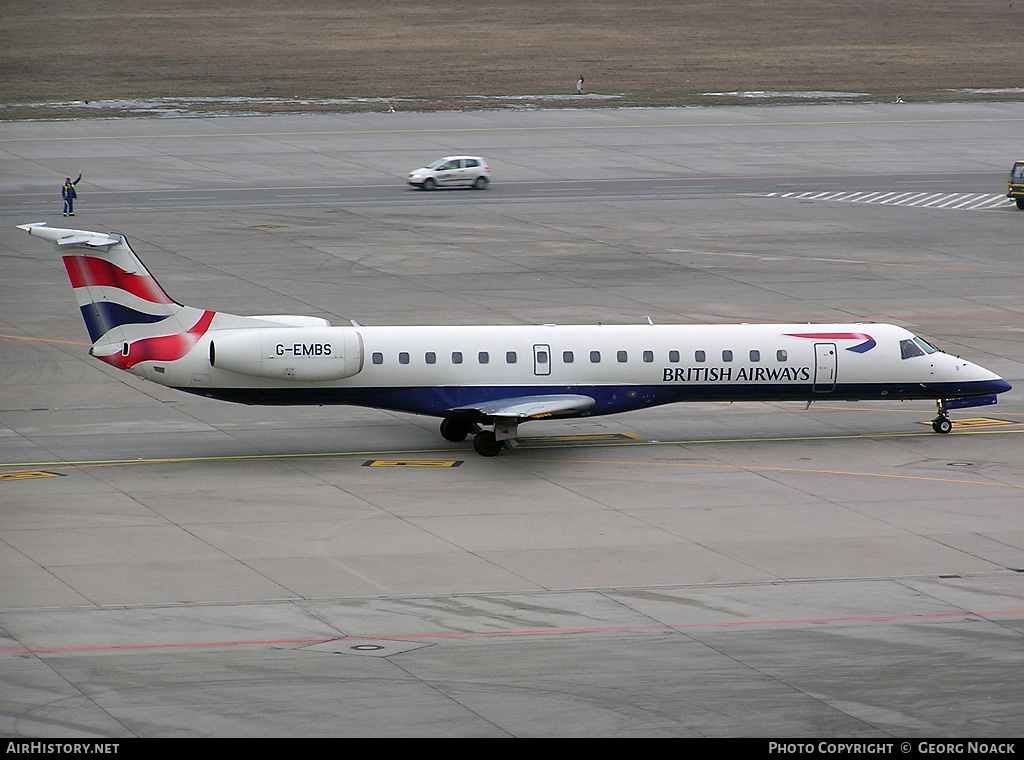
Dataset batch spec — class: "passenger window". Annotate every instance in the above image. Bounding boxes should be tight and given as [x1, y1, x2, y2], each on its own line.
[617, 350, 628, 363]
[590, 351, 601, 363]
[643, 350, 654, 363]
[722, 350, 733, 362]
[478, 351, 489, 364]
[536, 350, 548, 363]
[563, 351, 574, 363]
[399, 352, 409, 365]
[425, 352, 436, 364]
[669, 350, 679, 363]
[749, 350, 760, 362]
[452, 351, 463, 364]
[777, 350, 788, 362]
[371, 352, 383, 365]
[506, 351, 517, 364]
[695, 350, 706, 362]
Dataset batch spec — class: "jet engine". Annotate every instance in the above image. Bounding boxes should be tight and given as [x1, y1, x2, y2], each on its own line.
[209, 327, 362, 381]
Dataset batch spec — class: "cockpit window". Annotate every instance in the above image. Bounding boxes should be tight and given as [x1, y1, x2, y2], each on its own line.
[901, 336, 941, 359]
[900, 338, 925, 359]
[913, 336, 938, 354]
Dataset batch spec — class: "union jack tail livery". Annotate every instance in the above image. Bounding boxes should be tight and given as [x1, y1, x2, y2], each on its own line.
[19, 222, 1012, 455]
[18, 223, 216, 370]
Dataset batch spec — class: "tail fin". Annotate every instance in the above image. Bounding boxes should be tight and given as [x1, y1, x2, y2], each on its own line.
[19, 223, 214, 369]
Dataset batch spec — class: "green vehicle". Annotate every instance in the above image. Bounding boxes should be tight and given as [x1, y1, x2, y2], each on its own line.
[1009, 161, 1024, 209]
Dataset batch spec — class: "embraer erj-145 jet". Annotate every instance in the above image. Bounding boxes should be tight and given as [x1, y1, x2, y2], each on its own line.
[19, 223, 1012, 456]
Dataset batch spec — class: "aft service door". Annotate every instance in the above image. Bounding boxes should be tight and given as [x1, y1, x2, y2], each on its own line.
[533, 344, 551, 376]
[813, 343, 837, 392]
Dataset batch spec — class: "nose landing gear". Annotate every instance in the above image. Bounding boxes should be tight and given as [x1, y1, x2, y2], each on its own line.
[932, 400, 952, 434]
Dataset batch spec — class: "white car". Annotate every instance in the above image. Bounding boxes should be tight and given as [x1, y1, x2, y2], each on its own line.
[408, 156, 490, 190]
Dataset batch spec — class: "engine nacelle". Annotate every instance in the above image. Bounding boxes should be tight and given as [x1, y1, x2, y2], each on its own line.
[209, 327, 362, 381]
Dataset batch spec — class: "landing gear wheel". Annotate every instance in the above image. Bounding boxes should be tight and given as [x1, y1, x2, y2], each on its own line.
[472, 176, 489, 190]
[440, 418, 473, 442]
[473, 430, 503, 456]
[932, 416, 953, 434]
[422, 178, 437, 191]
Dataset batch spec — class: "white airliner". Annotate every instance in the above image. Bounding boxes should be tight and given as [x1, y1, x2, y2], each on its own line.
[19, 222, 1012, 456]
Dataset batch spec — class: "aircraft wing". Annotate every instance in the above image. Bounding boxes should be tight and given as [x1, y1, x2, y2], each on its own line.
[450, 393, 595, 420]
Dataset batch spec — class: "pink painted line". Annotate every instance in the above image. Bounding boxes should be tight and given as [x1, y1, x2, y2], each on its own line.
[2, 609, 1022, 655]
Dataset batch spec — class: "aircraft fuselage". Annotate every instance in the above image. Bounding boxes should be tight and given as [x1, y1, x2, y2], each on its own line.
[19, 222, 1011, 455]
[158, 322, 1006, 418]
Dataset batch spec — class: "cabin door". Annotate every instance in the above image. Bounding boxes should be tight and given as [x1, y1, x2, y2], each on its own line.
[533, 344, 551, 376]
[813, 343, 837, 392]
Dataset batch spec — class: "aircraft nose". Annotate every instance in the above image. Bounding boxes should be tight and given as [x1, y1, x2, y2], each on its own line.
[990, 378, 1013, 394]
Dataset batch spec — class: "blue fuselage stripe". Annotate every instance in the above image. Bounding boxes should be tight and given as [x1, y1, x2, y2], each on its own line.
[179, 379, 1011, 418]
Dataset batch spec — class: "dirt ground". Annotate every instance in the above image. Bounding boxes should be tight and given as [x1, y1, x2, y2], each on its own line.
[3, 0, 1024, 119]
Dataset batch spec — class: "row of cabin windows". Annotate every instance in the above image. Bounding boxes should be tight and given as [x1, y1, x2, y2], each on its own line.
[369, 348, 791, 366]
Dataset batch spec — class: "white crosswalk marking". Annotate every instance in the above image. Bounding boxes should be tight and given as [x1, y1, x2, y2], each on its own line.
[766, 190, 1016, 211]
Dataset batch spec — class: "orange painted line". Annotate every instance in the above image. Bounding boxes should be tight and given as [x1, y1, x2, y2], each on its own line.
[0, 333, 90, 347]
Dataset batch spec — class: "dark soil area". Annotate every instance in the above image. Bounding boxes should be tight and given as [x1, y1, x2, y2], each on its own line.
[3, 0, 1023, 119]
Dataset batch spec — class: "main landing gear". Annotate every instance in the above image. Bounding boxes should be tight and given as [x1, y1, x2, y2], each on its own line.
[932, 400, 953, 434]
[472, 429, 504, 457]
[439, 417, 518, 457]
[439, 418, 475, 443]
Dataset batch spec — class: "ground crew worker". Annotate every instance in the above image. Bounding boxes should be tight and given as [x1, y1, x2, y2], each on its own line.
[62, 173, 82, 216]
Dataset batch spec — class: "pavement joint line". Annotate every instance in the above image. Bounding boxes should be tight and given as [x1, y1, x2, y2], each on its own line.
[3, 117, 1024, 143]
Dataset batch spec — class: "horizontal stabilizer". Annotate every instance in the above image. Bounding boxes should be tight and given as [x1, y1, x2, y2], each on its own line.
[451, 394, 595, 420]
[17, 223, 121, 249]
